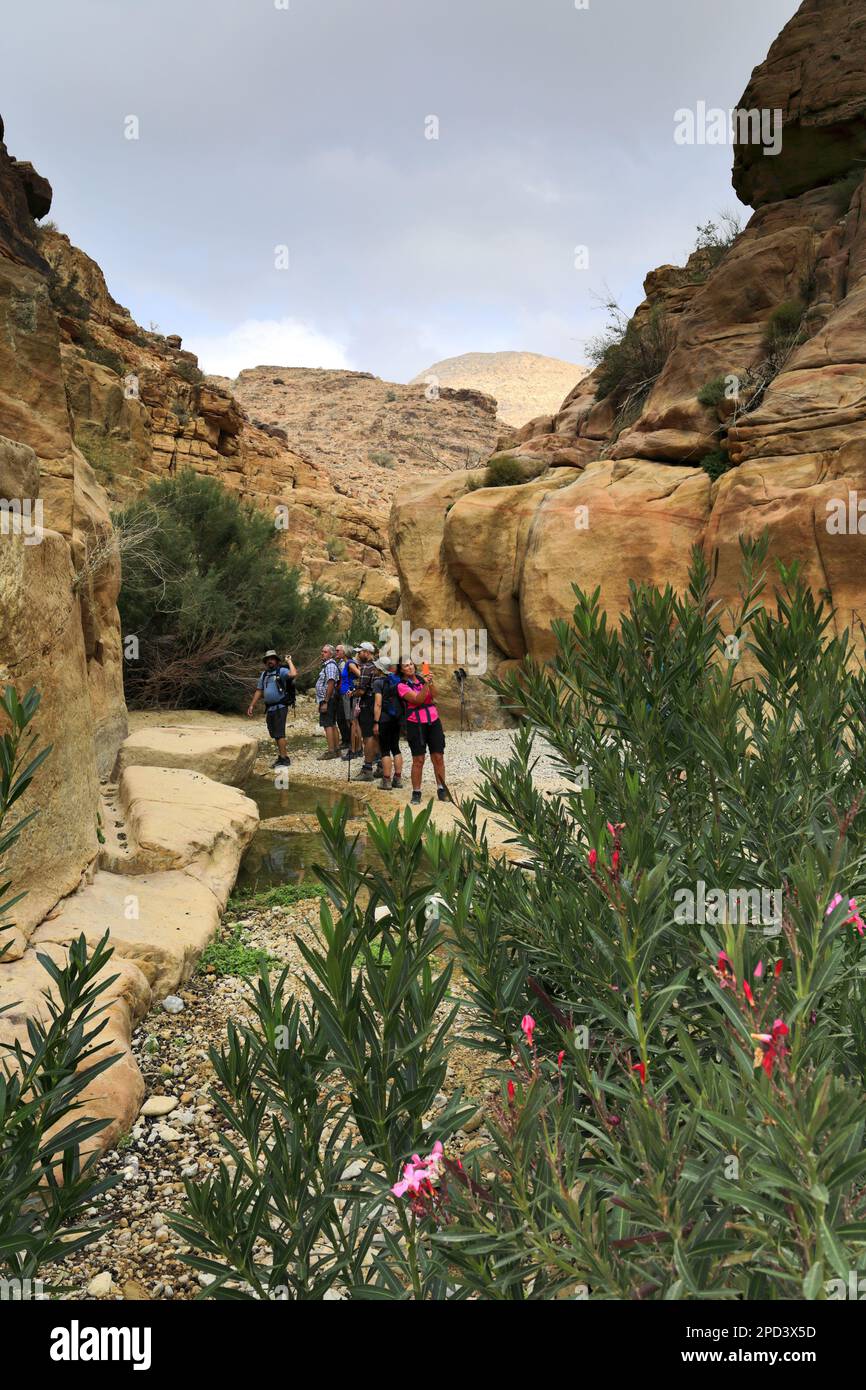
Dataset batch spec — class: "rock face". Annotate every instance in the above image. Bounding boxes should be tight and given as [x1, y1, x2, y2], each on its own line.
[732, 0, 866, 208]
[392, 3, 866, 675]
[0, 119, 261, 1154]
[410, 351, 588, 429]
[0, 125, 127, 949]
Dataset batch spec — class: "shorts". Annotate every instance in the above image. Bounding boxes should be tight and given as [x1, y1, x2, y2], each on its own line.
[405, 717, 445, 758]
[318, 696, 338, 729]
[358, 702, 376, 739]
[342, 693, 354, 724]
[265, 703, 288, 740]
[377, 717, 402, 758]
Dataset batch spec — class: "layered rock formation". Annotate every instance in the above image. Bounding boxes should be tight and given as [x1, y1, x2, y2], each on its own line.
[0, 125, 258, 1150]
[410, 351, 588, 429]
[392, 0, 866, 681]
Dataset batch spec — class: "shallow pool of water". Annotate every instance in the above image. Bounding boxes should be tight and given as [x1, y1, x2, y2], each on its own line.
[242, 776, 364, 819]
[236, 776, 373, 893]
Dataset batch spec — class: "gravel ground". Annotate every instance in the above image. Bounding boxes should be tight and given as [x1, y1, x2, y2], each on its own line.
[50, 700, 550, 1300]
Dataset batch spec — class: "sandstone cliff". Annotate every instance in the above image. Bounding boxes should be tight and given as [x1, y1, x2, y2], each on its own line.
[392, 0, 866, 684]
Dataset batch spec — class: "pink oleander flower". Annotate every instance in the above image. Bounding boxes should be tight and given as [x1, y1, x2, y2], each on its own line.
[557, 1049, 565, 1073]
[714, 950, 736, 990]
[751, 1018, 789, 1078]
[846, 898, 865, 936]
[753, 960, 763, 979]
[521, 1014, 536, 1046]
[632, 1061, 646, 1086]
[507, 1079, 516, 1104]
[743, 980, 755, 1008]
[391, 1140, 445, 1203]
[826, 893, 843, 916]
[774, 959, 783, 977]
[588, 848, 598, 870]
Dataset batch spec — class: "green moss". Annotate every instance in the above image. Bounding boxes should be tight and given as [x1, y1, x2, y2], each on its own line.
[198, 923, 280, 979]
[700, 446, 733, 482]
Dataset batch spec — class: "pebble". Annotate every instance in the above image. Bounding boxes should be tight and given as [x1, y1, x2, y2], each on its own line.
[161, 995, 185, 1014]
[140, 1095, 179, 1118]
[87, 1272, 114, 1298]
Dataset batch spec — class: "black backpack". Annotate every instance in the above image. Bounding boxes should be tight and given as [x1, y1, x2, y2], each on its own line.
[262, 668, 296, 707]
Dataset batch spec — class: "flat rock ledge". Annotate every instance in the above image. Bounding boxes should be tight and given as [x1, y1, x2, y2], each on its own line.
[0, 741, 259, 1156]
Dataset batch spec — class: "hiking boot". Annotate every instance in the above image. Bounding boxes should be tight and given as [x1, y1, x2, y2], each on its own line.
[379, 776, 392, 790]
[437, 786, 449, 801]
[358, 766, 375, 782]
[318, 749, 341, 761]
[411, 790, 422, 805]
[391, 774, 403, 789]
[273, 756, 291, 768]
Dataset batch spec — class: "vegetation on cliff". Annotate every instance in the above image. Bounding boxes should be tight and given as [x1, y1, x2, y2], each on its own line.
[115, 471, 333, 710]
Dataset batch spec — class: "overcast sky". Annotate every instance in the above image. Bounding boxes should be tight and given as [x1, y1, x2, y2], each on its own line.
[3, 0, 801, 383]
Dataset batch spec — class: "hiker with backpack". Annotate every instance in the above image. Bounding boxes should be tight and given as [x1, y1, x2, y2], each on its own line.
[336, 643, 361, 761]
[372, 658, 404, 789]
[353, 640, 380, 782]
[396, 658, 448, 804]
[315, 644, 342, 760]
[247, 649, 297, 767]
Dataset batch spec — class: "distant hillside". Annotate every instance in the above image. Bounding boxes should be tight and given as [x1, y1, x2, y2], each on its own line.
[410, 351, 587, 428]
[219, 365, 503, 514]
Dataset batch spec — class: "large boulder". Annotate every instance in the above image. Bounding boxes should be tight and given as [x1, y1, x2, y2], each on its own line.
[114, 726, 258, 785]
[114, 765, 258, 907]
[732, 0, 866, 208]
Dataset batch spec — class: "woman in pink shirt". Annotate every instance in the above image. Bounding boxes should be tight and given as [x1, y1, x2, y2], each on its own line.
[396, 660, 448, 804]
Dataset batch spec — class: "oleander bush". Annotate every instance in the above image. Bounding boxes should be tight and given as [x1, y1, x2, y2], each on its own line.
[178, 540, 866, 1299]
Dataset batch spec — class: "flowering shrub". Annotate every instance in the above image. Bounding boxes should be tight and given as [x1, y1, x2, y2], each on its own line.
[179, 543, 866, 1299]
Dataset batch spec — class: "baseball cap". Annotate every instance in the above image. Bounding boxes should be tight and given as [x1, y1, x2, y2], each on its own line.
[358, 641, 376, 653]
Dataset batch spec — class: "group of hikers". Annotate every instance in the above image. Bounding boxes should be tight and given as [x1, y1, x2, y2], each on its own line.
[248, 641, 449, 804]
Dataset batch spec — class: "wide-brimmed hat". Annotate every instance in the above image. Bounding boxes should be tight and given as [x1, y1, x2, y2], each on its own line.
[263, 649, 279, 660]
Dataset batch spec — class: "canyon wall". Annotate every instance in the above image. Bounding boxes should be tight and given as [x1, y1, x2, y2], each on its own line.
[392, 0, 866, 685]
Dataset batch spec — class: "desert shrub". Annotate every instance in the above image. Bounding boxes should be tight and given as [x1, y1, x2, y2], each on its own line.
[483, 455, 526, 488]
[340, 595, 380, 650]
[831, 171, 863, 214]
[77, 330, 125, 377]
[588, 302, 674, 407]
[700, 445, 733, 480]
[763, 299, 806, 355]
[76, 425, 126, 484]
[1, 687, 121, 1293]
[369, 450, 396, 469]
[696, 375, 730, 409]
[174, 360, 204, 386]
[326, 534, 347, 561]
[46, 267, 90, 322]
[178, 543, 866, 1298]
[690, 213, 742, 276]
[115, 470, 333, 710]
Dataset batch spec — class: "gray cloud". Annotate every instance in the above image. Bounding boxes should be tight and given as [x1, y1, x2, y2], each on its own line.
[3, 0, 801, 381]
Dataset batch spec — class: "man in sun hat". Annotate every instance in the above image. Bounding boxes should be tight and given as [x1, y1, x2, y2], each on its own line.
[247, 649, 297, 767]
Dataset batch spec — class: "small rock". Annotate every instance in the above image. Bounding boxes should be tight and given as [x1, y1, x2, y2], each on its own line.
[140, 1096, 179, 1118]
[156, 1125, 182, 1142]
[161, 995, 185, 1014]
[462, 1109, 484, 1134]
[87, 1272, 114, 1298]
[122, 1279, 152, 1301]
